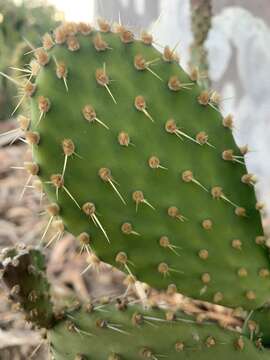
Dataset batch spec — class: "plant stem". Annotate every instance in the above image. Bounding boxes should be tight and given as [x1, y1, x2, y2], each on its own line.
[190, 0, 212, 89]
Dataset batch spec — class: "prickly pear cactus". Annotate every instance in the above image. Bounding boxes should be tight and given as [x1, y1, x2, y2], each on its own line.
[1, 17, 270, 360]
[26, 20, 270, 310]
[1, 247, 269, 360]
[50, 304, 268, 360]
[249, 306, 270, 347]
[190, 0, 212, 88]
[0, 246, 54, 328]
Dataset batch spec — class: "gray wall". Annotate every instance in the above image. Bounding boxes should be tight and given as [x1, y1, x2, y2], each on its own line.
[95, 0, 160, 30]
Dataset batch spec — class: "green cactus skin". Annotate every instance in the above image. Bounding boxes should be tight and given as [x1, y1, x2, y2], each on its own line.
[247, 306, 270, 347]
[1, 247, 270, 359]
[0, 0, 58, 120]
[26, 22, 270, 311]
[0, 247, 55, 328]
[49, 303, 269, 360]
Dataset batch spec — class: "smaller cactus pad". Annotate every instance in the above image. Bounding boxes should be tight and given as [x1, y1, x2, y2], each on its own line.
[49, 303, 269, 360]
[0, 246, 54, 328]
[248, 306, 270, 347]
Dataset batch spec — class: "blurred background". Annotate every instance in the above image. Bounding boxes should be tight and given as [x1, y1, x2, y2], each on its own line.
[0, 0, 270, 358]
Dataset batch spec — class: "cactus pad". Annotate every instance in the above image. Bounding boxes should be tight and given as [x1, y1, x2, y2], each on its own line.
[248, 306, 270, 347]
[49, 303, 269, 360]
[0, 246, 54, 328]
[26, 22, 270, 310]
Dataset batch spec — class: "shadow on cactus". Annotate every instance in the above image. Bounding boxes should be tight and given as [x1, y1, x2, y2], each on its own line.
[1, 16, 270, 360]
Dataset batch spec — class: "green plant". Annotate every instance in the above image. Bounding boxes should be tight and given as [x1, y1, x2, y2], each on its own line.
[190, 0, 212, 89]
[0, 0, 58, 120]
[1, 17, 270, 359]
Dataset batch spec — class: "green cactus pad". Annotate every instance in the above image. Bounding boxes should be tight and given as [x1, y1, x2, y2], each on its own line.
[49, 303, 269, 360]
[28, 22, 270, 309]
[0, 246, 55, 328]
[247, 306, 270, 347]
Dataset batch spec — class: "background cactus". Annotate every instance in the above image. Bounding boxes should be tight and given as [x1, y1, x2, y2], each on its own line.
[49, 303, 268, 360]
[1, 4, 270, 359]
[0, 0, 58, 120]
[0, 246, 54, 328]
[1, 246, 270, 360]
[190, 0, 212, 89]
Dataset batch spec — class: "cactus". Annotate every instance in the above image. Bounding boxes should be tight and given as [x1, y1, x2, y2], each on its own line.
[0, 246, 54, 328]
[1, 247, 269, 360]
[1, 15, 270, 360]
[0, 0, 58, 120]
[26, 21, 270, 310]
[248, 306, 270, 347]
[49, 304, 268, 360]
[190, 0, 212, 88]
